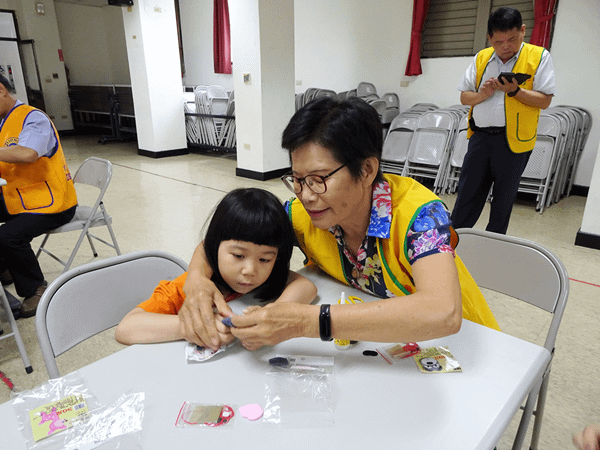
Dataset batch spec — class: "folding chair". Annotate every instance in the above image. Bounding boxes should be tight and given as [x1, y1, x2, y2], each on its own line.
[35, 157, 121, 274]
[0, 286, 32, 373]
[455, 229, 569, 450]
[403, 110, 457, 193]
[381, 114, 418, 176]
[35, 250, 188, 379]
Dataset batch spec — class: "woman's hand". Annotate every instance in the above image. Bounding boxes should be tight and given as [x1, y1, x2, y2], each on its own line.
[179, 273, 233, 349]
[230, 302, 317, 351]
[573, 424, 600, 450]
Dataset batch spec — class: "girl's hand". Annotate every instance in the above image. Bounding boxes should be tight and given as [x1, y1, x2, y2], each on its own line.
[573, 424, 600, 450]
[215, 314, 236, 346]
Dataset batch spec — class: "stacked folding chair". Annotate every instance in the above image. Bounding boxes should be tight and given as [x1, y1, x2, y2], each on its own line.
[381, 114, 419, 176]
[183, 85, 236, 151]
[443, 113, 470, 194]
[518, 113, 563, 213]
[402, 109, 459, 194]
[516, 105, 592, 213]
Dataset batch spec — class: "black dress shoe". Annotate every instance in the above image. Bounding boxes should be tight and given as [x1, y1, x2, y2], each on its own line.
[0, 269, 13, 286]
[19, 282, 47, 318]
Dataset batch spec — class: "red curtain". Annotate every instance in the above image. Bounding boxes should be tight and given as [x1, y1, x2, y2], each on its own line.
[529, 0, 556, 49]
[213, 0, 232, 74]
[404, 0, 430, 76]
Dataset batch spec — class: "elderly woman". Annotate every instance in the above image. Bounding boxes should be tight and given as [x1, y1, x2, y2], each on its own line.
[179, 97, 499, 351]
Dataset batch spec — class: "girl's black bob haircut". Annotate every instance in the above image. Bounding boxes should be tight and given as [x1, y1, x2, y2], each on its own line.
[281, 96, 385, 184]
[203, 188, 294, 300]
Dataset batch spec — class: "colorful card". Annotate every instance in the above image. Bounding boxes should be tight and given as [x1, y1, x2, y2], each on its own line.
[413, 346, 462, 373]
[29, 394, 89, 442]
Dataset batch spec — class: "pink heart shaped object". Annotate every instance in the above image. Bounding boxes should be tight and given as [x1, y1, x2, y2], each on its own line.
[238, 404, 263, 421]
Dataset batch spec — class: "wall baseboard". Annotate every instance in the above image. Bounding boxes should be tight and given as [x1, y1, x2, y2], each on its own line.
[570, 185, 589, 197]
[236, 167, 290, 181]
[138, 148, 189, 158]
[575, 230, 600, 250]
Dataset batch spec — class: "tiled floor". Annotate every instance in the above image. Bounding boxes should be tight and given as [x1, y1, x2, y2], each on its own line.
[0, 134, 598, 449]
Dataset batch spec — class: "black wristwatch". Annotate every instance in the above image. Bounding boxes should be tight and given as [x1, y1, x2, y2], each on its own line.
[319, 304, 333, 341]
[507, 86, 520, 97]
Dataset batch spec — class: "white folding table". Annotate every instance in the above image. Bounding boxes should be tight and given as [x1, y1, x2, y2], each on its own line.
[0, 266, 550, 449]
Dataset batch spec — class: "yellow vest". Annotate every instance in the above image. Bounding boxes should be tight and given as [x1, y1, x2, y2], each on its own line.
[0, 104, 77, 215]
[467, 43, 545, 153]
[289, 174, 500, 330]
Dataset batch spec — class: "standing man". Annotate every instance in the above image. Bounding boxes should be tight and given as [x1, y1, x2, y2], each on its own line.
[0, 74, 77, 317]
[451, 6, 555, 234]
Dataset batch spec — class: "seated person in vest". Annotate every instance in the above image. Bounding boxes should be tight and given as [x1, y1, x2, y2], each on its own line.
[0, 74, 77, 318]
[177, 97, 500, 351]
[451, 6, 555, 235]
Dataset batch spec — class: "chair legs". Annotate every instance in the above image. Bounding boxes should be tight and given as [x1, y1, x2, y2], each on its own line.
[36, 204, 121, 274]
[0, 287, 33, 374]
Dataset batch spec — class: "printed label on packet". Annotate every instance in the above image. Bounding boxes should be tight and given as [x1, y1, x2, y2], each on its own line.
[29, 394, 89, 442]
[413, 346, 462, 373]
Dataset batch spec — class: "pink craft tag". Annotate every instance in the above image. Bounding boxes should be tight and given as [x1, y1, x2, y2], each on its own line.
[238, 404, 263, 421]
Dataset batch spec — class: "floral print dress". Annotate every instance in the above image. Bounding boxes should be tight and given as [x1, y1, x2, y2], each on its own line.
[329, 181, 455, 298]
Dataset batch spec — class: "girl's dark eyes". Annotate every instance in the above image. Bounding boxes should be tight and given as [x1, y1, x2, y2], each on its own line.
[233, 253, 243, 259]
[259, 258, 272, 263]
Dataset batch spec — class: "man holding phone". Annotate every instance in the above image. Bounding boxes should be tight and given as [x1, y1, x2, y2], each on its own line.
[451, 6, 555, 234]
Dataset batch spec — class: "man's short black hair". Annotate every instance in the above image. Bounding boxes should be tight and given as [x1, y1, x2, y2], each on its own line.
[281, 97, 384, 184]
[488, 6, 523, 37]
[0, 74, 16, 94]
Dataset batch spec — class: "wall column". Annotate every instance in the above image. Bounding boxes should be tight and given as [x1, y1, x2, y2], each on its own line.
[121, 1, 187, 157]
[230, 0, 295, 180]
[576, 140, 600, 249]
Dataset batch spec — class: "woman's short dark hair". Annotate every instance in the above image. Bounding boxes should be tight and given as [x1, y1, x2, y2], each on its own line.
[281, 96, 385, 184]
[203, 188, 294, 300]
[488, 7, 522, 36]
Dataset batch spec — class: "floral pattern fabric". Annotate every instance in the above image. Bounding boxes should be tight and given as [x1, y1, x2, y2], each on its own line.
[330, 181, 455, 299]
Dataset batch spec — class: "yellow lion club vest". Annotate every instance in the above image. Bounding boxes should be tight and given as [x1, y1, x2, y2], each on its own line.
[0, 103, 77, 215]
[289, 174, 500, 331]
[467, 43, 545, 154]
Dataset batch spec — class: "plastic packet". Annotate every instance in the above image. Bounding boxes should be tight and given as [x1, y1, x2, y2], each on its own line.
[413, 346, 462, 373]
[377, 342, 421, 364]
[263, 355, 334, 428]
[12, 371, 144, 449]
[185, 341, 238, 363]
[175, 403, 236, 428]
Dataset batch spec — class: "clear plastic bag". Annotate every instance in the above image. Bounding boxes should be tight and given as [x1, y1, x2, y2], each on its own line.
[263, 355, 334, 428]
[175, 403, 236, 428]
[11, 371, 144, 449]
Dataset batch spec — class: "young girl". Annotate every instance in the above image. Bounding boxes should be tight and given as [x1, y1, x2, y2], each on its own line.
[115, 188, 317, 346]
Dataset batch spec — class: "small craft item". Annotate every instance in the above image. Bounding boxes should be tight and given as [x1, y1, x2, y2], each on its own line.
[238, 404, 264, 421]
[334, 291, 363, 350]
[377, 342, 421, 364]
[268, 356, 325, 372]
[29, 394, 89, 442]
[413, 346, 462, 373]
[175, 403, 235, 427]
[221, 316, 235, 328]
[185, 342, 232, 363]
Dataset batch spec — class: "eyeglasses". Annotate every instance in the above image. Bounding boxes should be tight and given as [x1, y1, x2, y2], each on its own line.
[281, 164, 347, 194]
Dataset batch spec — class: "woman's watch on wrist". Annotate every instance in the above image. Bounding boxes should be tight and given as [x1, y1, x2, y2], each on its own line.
[507, 86, 520, 97]
[319, 304, 333, 341]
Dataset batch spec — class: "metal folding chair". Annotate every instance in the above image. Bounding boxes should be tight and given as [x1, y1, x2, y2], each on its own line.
[455, 229, 569, 450]
[35, 157, 121, 274]
[35, 250, 188, 379]
[0, 286, 32, 374]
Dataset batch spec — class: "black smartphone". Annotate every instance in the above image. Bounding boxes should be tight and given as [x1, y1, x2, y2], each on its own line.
[498, 72, 532, 85]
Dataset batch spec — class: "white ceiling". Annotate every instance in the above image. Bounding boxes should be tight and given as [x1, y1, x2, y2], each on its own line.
[54, 0, 112, 7]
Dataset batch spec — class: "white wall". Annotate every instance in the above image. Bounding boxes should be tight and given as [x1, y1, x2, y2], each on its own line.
[179, 0, 233, 90]
[15, 0, 600, 187]
[1, 0, 72, 129]
[54, 2, 130, 85]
